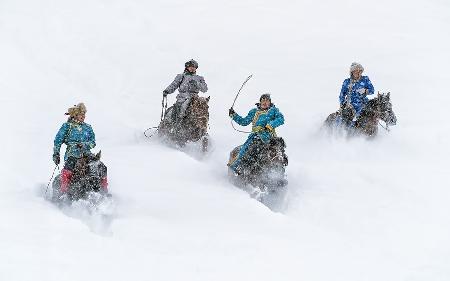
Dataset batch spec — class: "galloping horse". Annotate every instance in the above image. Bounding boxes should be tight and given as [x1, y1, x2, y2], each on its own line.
[52, 151, 108, 202]
[158, 95, 210, 151]
[228, 137, 288, 191]
[324, 92, 397, 137]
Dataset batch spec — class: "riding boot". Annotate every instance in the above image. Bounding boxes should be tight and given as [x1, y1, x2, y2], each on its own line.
[60, 169, 73, 193]
[100, 177, 108, 193]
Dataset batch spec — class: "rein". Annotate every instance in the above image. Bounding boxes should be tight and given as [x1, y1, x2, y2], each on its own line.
[45, 164, 60, 196]
[144, 95, 168, 139]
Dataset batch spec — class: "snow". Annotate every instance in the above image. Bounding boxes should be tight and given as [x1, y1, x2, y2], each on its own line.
[1, 0, 450, 280]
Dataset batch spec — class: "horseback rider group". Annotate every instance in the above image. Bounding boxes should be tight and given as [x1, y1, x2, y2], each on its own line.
[52, 60, 383, 195]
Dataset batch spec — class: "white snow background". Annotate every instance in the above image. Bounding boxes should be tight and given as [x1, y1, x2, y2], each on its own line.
[1, 0, 449, 280]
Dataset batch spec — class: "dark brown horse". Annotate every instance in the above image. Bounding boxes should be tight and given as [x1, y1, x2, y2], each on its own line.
[228, 137, 288, 192]
[158, 95, 210, 151]
[52, 151, 108, 202]
[324, 92, 397, 137]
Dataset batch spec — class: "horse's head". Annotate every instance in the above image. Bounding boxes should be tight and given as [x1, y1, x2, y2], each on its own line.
[188, 95, 210, 129]
[73, 151, 102, 179]
[377, 92, 397, 126]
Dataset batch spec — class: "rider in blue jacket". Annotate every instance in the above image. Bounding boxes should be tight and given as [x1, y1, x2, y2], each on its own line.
[52, 103, 107, 194]
[339, 62, 375, 118]
[228, 94, 284, 173]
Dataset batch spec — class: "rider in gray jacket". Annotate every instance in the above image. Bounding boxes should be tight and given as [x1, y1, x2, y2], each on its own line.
[163, 59, 208, 121]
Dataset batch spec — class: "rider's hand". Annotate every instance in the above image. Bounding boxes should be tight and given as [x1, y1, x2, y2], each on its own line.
[229, 108, 235, 117]
[53, 153, 60, 165]
[356, 88, 367, 95]
[76, 143, 83, 149]
[188, 80, 198, 92]
[265, 124, 274, 132]
[163, 90, 169, 97]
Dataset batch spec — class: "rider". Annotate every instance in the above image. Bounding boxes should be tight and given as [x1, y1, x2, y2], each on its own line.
[163, 59, 208, 123]
[52, 103, 108, 194]
[228, 94, 284, 174]
[339, 62, 375, 120]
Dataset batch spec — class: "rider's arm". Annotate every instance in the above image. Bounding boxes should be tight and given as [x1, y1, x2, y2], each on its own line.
[53, 123, 69, 155]
[339, 79, 349, 105]
[364, 76, 375, 96]
[197, 76, 208, 93]
[84, 125, 96, 150]
[267, 108, 284, 130]
[164, 74, 184, 94]
[232, 108, 257, 126]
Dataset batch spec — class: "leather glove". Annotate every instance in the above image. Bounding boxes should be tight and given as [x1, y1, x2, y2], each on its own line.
[53, 153, 60, 165]
[229, 108, 235, 117]
[163, 90, 169, 97]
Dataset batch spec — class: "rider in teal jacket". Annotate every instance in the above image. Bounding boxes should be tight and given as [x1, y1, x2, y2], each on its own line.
[52, 103, 106, 194]
[228, 94, 284, 173]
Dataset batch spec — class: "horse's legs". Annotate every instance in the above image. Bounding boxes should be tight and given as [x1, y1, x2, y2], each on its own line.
[201, 136, 208, 152]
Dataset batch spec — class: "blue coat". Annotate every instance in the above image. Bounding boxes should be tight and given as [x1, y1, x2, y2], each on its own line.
[339, 76, 374, 114]
[53, 120, 96, 160]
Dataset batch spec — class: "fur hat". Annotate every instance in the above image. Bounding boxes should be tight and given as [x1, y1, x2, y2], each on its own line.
[65, 103, 87, 117]
[350, 62, 364, 75]
[185, 59, 198, 69]
[259, 93, 271, 102]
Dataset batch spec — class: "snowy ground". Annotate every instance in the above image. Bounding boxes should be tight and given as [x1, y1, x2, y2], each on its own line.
[1, 0, 450, 280]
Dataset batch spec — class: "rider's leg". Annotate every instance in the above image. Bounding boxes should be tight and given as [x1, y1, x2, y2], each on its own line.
[60, 157, 76, 193]
[99, 163, 108, 193]
[229, 135, 255, 172]
[179, 97, 191, 120]
[352, 104, 363, 127]
[172, 98, 187, 123]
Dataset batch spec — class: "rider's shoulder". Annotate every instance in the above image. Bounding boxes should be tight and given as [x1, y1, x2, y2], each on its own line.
[249, 107, 258, 114]
[83, 123, 93, 129]
[268, 105, 280, 113]
[343, 78, 351, 84]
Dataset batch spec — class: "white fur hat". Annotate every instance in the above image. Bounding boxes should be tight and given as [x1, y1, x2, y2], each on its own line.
[65, 103, 87, 117]
[350, 62, 364, 74]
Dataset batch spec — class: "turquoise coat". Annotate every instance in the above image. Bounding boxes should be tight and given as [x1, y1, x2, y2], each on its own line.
[229, 105, 284, 171]
[53, 120, 96, 160]
[232, 105, 284, 143]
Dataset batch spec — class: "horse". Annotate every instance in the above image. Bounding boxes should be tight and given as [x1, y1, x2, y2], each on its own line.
[227, 136, 288, 192]
[52, 151, 108, 202]
[324, 92, 397, 137]
[158, 95, 210, 151]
